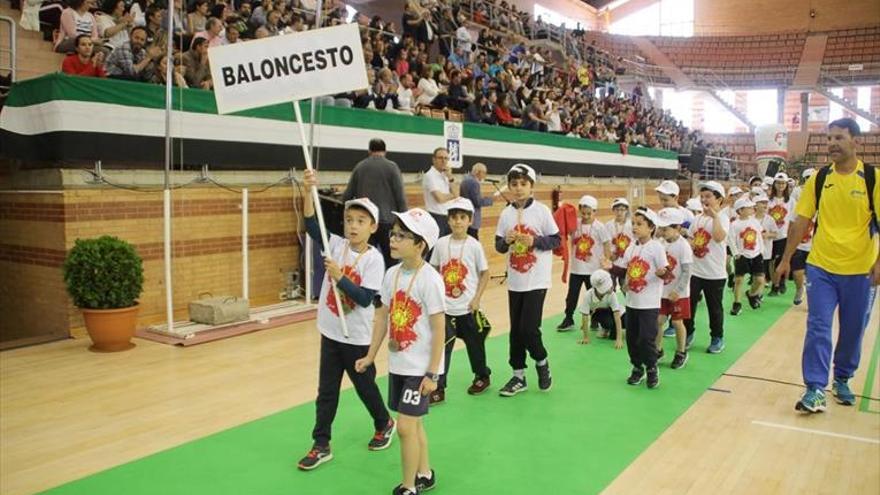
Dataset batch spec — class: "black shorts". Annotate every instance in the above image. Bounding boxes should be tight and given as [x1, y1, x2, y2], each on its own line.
[388, 374, 428, 417]
[772, 238, 787, 258]
[735, 255, 765, 276]
[791, 249, 809, 271]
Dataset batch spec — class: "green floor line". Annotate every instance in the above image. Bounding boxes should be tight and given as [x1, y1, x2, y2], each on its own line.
[858, 317, 880, 414]
[42, 292, 789, 495]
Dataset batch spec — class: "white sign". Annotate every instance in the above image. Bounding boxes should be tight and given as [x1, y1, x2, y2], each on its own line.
[444, 121, 463, 169]
[208, 23, 368, 114]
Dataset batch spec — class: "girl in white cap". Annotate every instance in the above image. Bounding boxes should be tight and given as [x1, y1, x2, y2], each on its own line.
[606, 197, 633, 291]
[355, 208, 446, 495]
[557, 194, 611, 332]
[495, 163, 561, 397]
[767, 172, 793, 295]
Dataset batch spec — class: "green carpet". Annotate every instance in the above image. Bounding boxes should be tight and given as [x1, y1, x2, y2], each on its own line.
[42, 292, 789, 495]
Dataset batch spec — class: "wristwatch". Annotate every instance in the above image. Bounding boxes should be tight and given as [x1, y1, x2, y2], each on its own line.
[424, 372, 440, 382]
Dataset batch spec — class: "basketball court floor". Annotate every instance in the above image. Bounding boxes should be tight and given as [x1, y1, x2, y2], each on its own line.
[1, 262, 878, 494]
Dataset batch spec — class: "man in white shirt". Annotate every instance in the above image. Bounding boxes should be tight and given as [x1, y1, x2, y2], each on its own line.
[422, 147, 459, 237]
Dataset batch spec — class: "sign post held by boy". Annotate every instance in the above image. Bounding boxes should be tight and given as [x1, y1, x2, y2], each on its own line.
[209, 24, 369, 337]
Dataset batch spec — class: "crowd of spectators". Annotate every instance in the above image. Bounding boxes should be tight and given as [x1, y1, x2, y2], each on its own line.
[45, 0, 691, 151]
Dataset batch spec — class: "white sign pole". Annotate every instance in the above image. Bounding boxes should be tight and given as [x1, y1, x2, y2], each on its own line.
[292, 100, 349, 338]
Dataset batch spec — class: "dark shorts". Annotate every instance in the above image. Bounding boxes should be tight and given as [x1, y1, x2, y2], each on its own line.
[660, 297, 692, 320]
[388, 374, 428, 417]
[791, 249, 809, 271]
[735, 255, 765, 276]
[772, 238, 787, 258]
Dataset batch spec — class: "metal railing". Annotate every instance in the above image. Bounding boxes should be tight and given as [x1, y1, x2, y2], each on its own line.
[0, 15, 16, 93]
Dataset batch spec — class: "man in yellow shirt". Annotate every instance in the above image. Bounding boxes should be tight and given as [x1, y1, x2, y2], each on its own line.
[777, 118, 880, 414]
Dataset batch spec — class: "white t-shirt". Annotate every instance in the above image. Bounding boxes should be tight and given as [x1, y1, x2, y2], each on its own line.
[96, 13, 129, 50]
[621, 239, 668, 309]
[570, 219, 610, 275]
[495, 199, 559, 292]
[687, 213, 730, 280]
[380, 263, 446, 376]
[661, 236, 693, 298]
[422, 167, 450, 215]
[605, 218, 634, 266]
[730, 217, 764, 259]
[757, 214, 779, 259]
[430, 235, 489, 316]
[767, 197, 793, 240]
[316, 236, 385, 345]
[578, 287, 623, 315]
[788, 209, 814, 252]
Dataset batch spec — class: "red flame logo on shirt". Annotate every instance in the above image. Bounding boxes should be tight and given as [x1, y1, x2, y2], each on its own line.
[573, 234, 595, 261]
[741, 227, 758, 251]
[326, 266, 361, 316]
[389, 290, 422, 351]
[662, 254, 677, 285]
[509, 224, 538, 274]
[627, 257, 650, 293]
[612, 233, 631, 258]
[441, 258, 469, 298]
[769, 204, 788, 228]
[692, 228, 712, 258]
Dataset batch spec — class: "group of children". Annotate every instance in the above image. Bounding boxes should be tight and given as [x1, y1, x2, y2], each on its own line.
[294, 163, 812, 493]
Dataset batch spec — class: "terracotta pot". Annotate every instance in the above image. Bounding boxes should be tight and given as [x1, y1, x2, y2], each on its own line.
[81, 305, 139, 352]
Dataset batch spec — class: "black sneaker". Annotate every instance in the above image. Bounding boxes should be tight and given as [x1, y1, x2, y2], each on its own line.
[415, 469, 436, 492]
[499, 376, 527, 397]
[368, 419, 396, 451]
[626, 367, 645, 385]
[747, 293, 760, 309]
[646, 367, 660, 389]
[297, 444, 333, 471]
[392, 484, 418, 495]
[556, 317, 575, 332]
[768, 287, 779, 297]
[778, 283, 787, 295]
[536, 362, 552, 391]
[730, 302, 742, 316]
[657, 347, 665, 361]
[671, 351, 688, 370]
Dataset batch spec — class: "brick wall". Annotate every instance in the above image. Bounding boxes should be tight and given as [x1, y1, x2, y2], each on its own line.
[0, 175, 667, 349]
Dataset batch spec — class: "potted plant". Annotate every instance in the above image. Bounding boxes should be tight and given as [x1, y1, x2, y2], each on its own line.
[63, 235, 144, 352]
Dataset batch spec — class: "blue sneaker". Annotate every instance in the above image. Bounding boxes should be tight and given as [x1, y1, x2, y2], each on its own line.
[832, 377, 856, 406]
[685, 333, 695, 350]
[796, 387, 827, 413]
[663, 325, 676, 338]
[707, 337, 725, 354]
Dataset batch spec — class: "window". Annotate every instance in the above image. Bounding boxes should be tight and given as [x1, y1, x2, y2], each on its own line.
[534, 4, 584, 29]
[662, 88, 694, 128]
[746, 89, 778, 127]
[857, 86, 872, 131]
[704, 91, 737, 133]
[610, 0, 693, 37]
[828, 87, 844, 121]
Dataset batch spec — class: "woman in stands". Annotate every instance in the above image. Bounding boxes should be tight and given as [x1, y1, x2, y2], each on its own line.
[54, 0, 102, 54]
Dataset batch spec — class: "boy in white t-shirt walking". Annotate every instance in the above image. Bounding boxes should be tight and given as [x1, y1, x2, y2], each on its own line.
[495, 163, 561, 397]
[730, 197, 766, 315]
[429, 198, 492, 402]
[620, 208, 669, 389]
[297, 170, 394, 471]
[753, 193, 778, 297]
[577, 269, 626, 347]
[558, 195, 611, 331]
[656, 207, 694, 370]
[355, 208, 446, 495]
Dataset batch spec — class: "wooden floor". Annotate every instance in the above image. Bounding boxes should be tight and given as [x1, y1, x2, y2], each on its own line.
[1, 261, 878, 495]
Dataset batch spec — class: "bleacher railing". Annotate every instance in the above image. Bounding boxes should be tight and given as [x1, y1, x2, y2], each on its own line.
[0, 15, 16, 92]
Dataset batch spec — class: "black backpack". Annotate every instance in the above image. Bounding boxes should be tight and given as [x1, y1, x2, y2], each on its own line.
[814, 163, 878, 235]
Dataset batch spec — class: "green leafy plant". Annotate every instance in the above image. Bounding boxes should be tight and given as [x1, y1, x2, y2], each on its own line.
[63, 236, 144, 309]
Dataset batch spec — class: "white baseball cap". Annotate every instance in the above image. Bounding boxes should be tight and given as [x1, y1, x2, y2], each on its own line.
[590, 269, 614, 293]
[728, 186, 744, 196]
[658, 207, 685, 227]
[734, 197, 756, 211]
[753, 192, 769, 202]
[762, 176, 774, 186]
[611, 197, 630, 208]
[750, 186, 764, 196]
[635, 207, 661, 227]
[699, 181, 726, 198]
[578, 195, 598, 210]
[444, 197, 475, 214]
[654, 180, 680, 196]
[507, 163, 537, 183]
[802, 168, 816, 179]
[685, 197, 703, 212]
[344, 197, 380, 224]
[774, 172, 789, 182]
[392, 208, 440, 249]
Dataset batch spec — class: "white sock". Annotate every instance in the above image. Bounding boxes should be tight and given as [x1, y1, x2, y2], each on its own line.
[513, 369, 525, 379]
[418, 471, 433, 480]
[536, 359, 548, 367]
